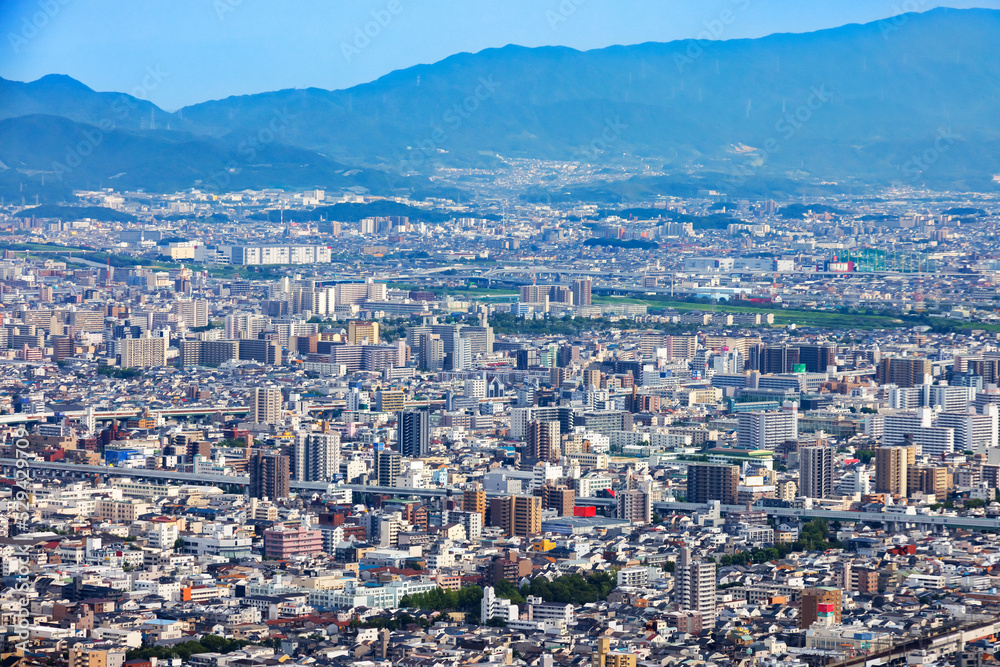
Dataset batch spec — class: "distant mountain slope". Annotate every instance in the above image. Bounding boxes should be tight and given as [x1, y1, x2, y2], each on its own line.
[0, 114, 410, 194]
[0, 73, 179, 132]
[172, 7, 1000, 187]
[4, 7, 1000, 193]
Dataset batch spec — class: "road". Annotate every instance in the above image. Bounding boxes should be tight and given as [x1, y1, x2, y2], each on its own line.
[4, 459, 995, 530]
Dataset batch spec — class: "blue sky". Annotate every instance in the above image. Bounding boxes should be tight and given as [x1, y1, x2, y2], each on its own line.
[1, 1, 998, 110]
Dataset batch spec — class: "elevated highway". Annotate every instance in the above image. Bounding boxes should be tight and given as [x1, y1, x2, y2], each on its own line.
[4, 459, 994, 530]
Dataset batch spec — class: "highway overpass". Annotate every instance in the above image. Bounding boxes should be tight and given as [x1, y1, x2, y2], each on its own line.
[4, 459, 993, 531]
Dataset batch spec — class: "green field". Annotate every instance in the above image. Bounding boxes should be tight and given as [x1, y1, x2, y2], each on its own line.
[594, 295, 907, 330]
[388, 283, 518, 299]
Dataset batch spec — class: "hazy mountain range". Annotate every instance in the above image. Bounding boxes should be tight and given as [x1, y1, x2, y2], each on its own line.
[3, 7, 999, 202]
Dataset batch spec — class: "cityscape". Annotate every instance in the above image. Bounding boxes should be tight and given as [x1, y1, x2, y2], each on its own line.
[3, 3, 1000, 667]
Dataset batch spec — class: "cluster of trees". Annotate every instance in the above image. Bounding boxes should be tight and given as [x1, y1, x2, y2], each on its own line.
[718, 545, 793, 566]
[489, 312, 620, 336]
[190, 321, 223, 332]
[16, 205, 136, 222]
[96, 365, 142, 378]
[126, 635, 247, 661]
[399, 571, 620, 617]
[931, 498, 988, 510]
[855, 450, 876, 464]
[351, 612, 431, 630]
[796, 519, 843, 551]
[398, 585, 484, 615]
[583, 238, 658, 249]
[717, 520, 842, 566]
[778, 203, 846, 218]
[518, 571, 618, 606]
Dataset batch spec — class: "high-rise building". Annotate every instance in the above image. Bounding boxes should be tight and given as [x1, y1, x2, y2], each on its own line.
[288, 432, 341, 482]
[800, 587, 842, 628]
[249, 387, 283, 425]
[615, 489, 651, 524]
[799, 445, 834, 499]
[117, 335, 167, 368]
[761, 345, 800, 374]
[375, 389, 405, 413]
[542, 483, 575, 516]
[875, 446, 909, 496]
[797, 344, 837, 373]
[675, 547, 716, 622]
[572, 279, 593, 306]
[334, 280, 387, 305]
[736, 410, 798, 450]
[374, 449, 401, 487]
[397, 409, 430, 458]
[557, 344, 581, 367]
[934, 408, 999, 455]
[347, 320, 380, 345]
[239, 338, 281, 365]
[172, 299, 209, 329]
[592, 638, 637, 667]
[69, 647, 126, 667]
[449, 336, 472, 371]
[877, 357, 932, 388]
[463, 487, 486, 520]
[687, 464, 739, 505]
[907, 465, 948, 499]
[967, 358, 1000, 385]
[418, 333, 445, 371]
[489, 495, 542, 537]
[249, 451, 290, 500]
[50, 334, 75, 361]
[526, 420, 561, 463]
[883, 408, 955, 459]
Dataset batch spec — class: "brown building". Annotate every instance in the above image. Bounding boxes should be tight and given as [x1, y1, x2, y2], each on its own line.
[800, 587, 842, 629]
[526, 419, 561, 463]
[876, 357, 932, 388]
[249, 451, 290, 500]
[540, 483, 575, 516]
[291, 334, 319, 354]
[967, 358, 1000, 385]
[347, 320, 380, 345]
[50, 334, 75, 361]
[686, 464, 739, 505]
[875, 446, 910, 497]
[907, 466, 948, 498]
[852, 568, 879, 595]
[462, 487, 486, 519]
[487, 550, 534, 584]
[489, 495, 541, 538]
[68, 648, 126, 667]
